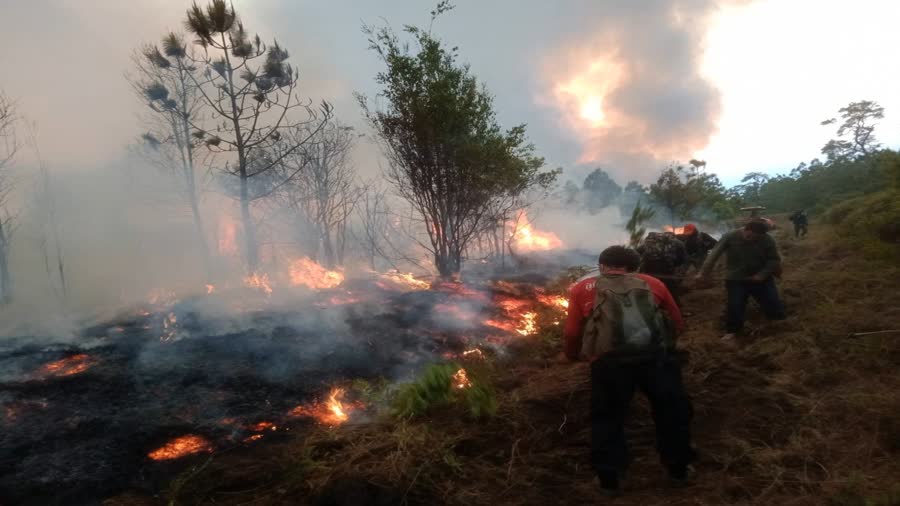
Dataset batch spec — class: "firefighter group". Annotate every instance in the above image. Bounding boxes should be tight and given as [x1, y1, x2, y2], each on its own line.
[562, 217, 798, 496]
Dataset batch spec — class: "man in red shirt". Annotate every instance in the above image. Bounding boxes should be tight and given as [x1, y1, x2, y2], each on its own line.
[564, 245, 695, 495]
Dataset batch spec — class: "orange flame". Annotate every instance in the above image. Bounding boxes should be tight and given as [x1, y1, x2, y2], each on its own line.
[376, 270, 431, 291]
[36, 354, 95, 378]
[508, 211, 562, 252]
[244, 272, 273, 296]
[452, 368, 472, 389]
[517, 312, 537, 336]
[537, 293, 569, 310]
[248, 421, 278, 432]
[663, 225, 686, 235]
[288, 258, 344, 290]
[147, 435, 213, 460]
[205, 284, 216, 295]
[462, 348, 485, 360]
[288, 387, 356, 426]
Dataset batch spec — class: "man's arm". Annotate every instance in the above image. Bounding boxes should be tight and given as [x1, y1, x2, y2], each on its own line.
[754, 236, 781, 279]
[637, 274, 684, 334]
[699, 232, 729, 276]
[562, 286, 585, 360]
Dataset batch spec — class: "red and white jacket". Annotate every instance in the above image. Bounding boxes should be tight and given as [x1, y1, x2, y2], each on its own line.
[563, 270, 684, 360]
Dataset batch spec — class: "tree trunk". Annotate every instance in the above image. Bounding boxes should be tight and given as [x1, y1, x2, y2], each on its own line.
[239, 175, 258, 272]
[188, 194, 212, 281]
[0, 222, 9, 304]
[321, 224, 335, 269]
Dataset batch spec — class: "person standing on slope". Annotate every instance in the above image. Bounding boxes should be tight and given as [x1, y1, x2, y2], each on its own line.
[788, 210, 809, 238]
[564, 245, 695, 496]
[676, 224, 718, 272]
[696, 220, 786, 340]
[637, 231, 688, 305]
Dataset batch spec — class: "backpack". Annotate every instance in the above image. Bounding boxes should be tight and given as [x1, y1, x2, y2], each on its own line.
[581, 274, 675, 359]
[640, 232, 685, 272]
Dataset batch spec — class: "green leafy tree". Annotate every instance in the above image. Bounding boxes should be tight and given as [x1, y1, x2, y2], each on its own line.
[181, 0, 331, 272]
[359, 4, 556, 278]
[648, 164, 694, 225]
[735, 171, 770, 204]
[821, 100, 884, 161]
[582, 168, 622, 213]
[626, 202, 656, 247]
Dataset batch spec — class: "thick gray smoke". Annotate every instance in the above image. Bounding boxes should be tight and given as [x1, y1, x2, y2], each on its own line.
[533, 0, 742, 182]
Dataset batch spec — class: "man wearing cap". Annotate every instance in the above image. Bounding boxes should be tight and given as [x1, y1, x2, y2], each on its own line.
[676, 224, 718, 273]
[696, 220, 786, 340]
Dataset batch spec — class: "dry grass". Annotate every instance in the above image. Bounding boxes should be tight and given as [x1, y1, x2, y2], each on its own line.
[112, 220, 900, 506]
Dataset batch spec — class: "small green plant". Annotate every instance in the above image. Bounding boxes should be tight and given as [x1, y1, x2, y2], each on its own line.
[392, 363, 497, 419]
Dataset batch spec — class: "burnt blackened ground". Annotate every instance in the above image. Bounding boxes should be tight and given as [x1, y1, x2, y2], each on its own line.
[0, 283, 510, 506]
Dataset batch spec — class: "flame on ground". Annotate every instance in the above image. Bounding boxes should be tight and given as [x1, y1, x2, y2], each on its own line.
[36, 354, 95, 378]
[376, 270, 431, 291]
[248, 421, 277, 432]
[452, 368, 472, 389]
[508, 211, 562, 253]
[288, 387, 355, 426]
[663, 225, 686, 235]
[244, 272, 273, 296]
[289, 258, 344, 290]
[147, 435, 213, 461]
[537, 293, 569, 310]
[462, 348, 485, 360]
[206, 284, 216, 295]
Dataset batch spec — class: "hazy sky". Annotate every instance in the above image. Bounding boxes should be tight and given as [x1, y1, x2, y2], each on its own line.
[1, 0, 898, 185]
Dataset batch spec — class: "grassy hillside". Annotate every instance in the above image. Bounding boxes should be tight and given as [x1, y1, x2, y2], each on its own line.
[108, 218, 900, 506]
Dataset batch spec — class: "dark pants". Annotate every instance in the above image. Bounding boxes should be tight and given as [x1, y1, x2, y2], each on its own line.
[725, 279, 786, 333]
[590, 358, 695, 476]
[794, 223, 808, 238]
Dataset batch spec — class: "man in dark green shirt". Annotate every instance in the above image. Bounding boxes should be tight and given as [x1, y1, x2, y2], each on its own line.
[697, 221, 786, 339]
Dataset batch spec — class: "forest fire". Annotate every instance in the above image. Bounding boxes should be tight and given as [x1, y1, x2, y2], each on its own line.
[664, 225, 686, 235]
[244, 272, 273, 296]
[537, 293, 569, 310]
[508, 211, 562, 252]
[34, 354, 95, 379]
[288, 387, 355, 426]
[147, 435, 213, 461]
[376, 270, 431, 291]
[452, 368, 472, 389]
[289, 257, 344, 290]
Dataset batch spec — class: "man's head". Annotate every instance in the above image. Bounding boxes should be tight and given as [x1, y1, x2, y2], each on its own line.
[598, 245, 641, 273]
[741, 220, 769, 240]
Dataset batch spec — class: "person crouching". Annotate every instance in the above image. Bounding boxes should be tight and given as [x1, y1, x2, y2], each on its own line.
[564, 245, 696, 496]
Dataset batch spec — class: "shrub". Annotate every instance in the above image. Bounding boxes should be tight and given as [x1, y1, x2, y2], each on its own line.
[392, 363, 497, 419]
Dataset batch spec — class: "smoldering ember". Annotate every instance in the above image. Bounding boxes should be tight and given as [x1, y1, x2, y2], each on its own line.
[2, 1, 900, 505]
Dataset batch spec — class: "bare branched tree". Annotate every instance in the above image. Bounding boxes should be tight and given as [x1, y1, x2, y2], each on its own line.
[0, 91, 18, 303]
[353, 183, 391, 271]
[27, 124, 67, 301]
[182, 0, 332, 272]
[129, 33, 212, 281]
[276, 121, 360, 268]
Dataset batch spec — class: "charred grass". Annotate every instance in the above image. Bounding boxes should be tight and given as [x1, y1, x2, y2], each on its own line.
[107, 223, 900, 506]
